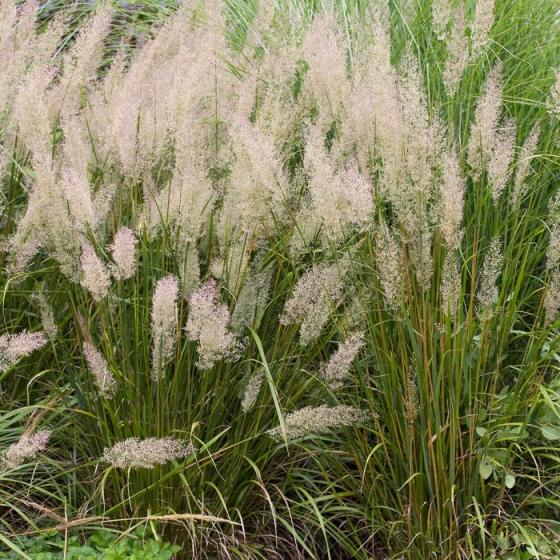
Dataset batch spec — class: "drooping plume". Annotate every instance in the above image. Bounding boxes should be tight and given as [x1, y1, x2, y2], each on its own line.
[103, 437, 195, 469]
[1, 430, 52, 471]
[267, 405, 367, 441]
[281, 261, 347, 346]
[0, 330, 47, 373]
[320, 332, 364, 389]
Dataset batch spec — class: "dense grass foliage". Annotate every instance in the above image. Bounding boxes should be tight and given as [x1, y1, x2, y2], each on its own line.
[1, 0, 560, 559]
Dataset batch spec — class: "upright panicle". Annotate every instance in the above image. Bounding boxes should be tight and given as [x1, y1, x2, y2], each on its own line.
[185, 279, 238, 370]
[151, 275, 179, 381]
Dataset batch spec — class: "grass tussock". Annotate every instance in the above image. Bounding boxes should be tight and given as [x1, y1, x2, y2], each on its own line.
[1, 0, 560, 558]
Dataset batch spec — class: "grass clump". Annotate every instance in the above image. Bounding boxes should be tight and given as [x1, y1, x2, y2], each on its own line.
[0, 0, 560, 558]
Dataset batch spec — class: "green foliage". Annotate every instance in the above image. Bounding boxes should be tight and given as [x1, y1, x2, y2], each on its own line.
[3, 530, 181, 560]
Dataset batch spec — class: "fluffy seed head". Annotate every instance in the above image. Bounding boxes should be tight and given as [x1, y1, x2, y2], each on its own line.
[241, 370, 265, 413]
[467, 63, 502, 180]
[185, 279, 238, 370]
[488, 118, 516, 203]
[375, 225, 404, 310]
[0, 330, 47, 372]
[549, 69, 560, 119]
[80, 243, 111, 302]
[545, 269, 560, 326]
[512, 123, 540, 206]
[281, 261, 347, 346]
[83, 342, 117, 398]
[35, 292, 57, 342]
[443, 5, 468, 96]
[477, 237, 503, 317]
[470, 0, 495, 58]
[1, 430, 52, 471]
[267, 405, 368, 441]
[439, 151, 465, 250]
[151, 275, 179, 380]
[320, 332, 364, 389]
[103, 437, 195, 469]
[110, 227, 137, 280]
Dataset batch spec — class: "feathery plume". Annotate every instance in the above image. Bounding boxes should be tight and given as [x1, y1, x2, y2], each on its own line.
[231, 265, 272, 334]
[546, 193, 560, 272]
[0, 330, 47, 373]
[439, 151, 465, 250]
[432, 0, 451, 40]
[441, 254, 461, 317]
[1, 430, 52, 471]
[281, 261, 347, 346]
[470, 0, 495, 58]
[467, 63, 502, 180]
[80, 243, 111, 302]
[110, 227, 137, 280]
[185, 279, 238, 370]
[241, 370, 265, 413]
[548, 69, 560, 119]
[103, 437, 195, 469]
[267, 405, 367, 441]
[488, 118, 516, 203]
[477, 237, 503, 317]
[302, 13, 350, 130]
[302, 126, 374, 245]
[512, 123, 540, 206]
[375, 225, 404, 310]
[151, 275, 179, 380]
[35, 292, 57, 342]
[320, 332, 364, 389]
[545, 269, 560, 326]
[443, 5, 468, 96]
[83, 342, 117, 398]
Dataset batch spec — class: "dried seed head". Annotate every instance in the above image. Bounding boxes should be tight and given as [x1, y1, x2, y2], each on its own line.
[470, 0, 495, 58]
[35, 291, 57, 342]
[320, 332, 364, 390]
[439, 151, 465, 250]
[185, 279, 238, 370]
[375, 225, 404, 310]
[0, 330, 47, 373]
[512, 123, 540, 206]
[80, 243, 111, 302]
[1, 430, 52, 471]
[488, 118, 516, 204]
[151, 275, 179, 381]
[281, 261, 347, 346]
[443, 5, 468, 96]
[231, 265, 272, 334]
[110, 227, 137, 280]
[267, 405, 368, 441]
[241, 370, 265, 413]
[548, 69, 560, 119]
[545, 269, 560, 326]
[467, 63, 502, 181]
[83, 342, 117, 398]
[441, 253, 461, 318]
[103, 437, 195, 469]
[477, 237, 503, 318]
[546, 193, 560, 272]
